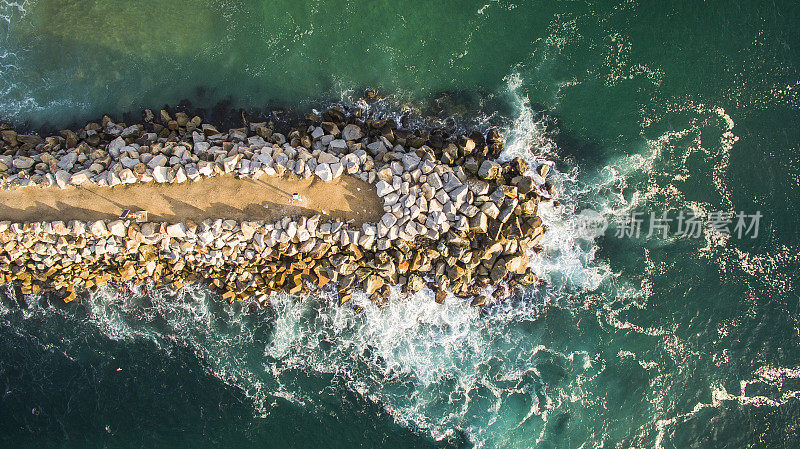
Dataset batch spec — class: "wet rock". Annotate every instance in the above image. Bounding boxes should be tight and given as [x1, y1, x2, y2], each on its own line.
[536, 164, 550, 178]
[364, 275, 384, 294]
[470, 295, 488, 307]
[342, 124, 364, 141]
[1, 129, 18, 146]
[478, 160, 501, 180]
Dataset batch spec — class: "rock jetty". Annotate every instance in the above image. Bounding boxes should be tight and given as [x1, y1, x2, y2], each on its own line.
[0, 107, 552, 306]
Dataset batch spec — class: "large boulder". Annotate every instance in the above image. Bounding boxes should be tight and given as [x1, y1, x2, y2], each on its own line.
[341, 153, 360, 173]
[317, 152, 339, 164]
[107, 136, 126, 156]
[401, 153, 421, 171]
[364, 275, 384, 294]
[381, 213, 398, 228]
[329, 162, 344, 178]
[223, 155, 239, 173]
[120, 156, 139, 169]
[314, 162, 333, 181]
[58, 152, 78, 171]
[329, 139, 348, 151]
[166, 223, 187, 238]
[481, 202, 500, 219]
[449, 185, 469, 205]
[478, 160, 501, 180]
[342, 124, 363, 141]
[69, 172, 91, 186]
[119, 169, 137, 184]
[505, 254, 529, 275]
[12, 156, 34, 169]
[55, 170, 70, 189]
[147, 154, 167, 168]
[89, 221, 109, 237]
[375, 180, 394, 197]
[108, 220, 126, 237]
[152, 166, 170, 183]
[469, 212, 489, 233]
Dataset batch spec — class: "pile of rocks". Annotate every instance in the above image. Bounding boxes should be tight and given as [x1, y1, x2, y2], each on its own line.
[0, 107, 552, 306]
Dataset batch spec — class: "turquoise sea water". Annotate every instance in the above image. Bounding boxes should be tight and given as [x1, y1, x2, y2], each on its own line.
[1, 1, 800, 448]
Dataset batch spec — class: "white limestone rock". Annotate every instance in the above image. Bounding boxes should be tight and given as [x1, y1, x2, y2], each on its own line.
[223, 155, 239, 173]
[375, 180, 394, 197]
[166, 223, 187, 238]
[314, 162, 333, 181]
[69, 172, 91, 186]
[108, 220, 126, 237]
[119, 169, 136, 184]
[89, 221, 109, 237]
[55, 170, 70, 189]
[152, 166, 169, 183]
[174, 165, 187, 183]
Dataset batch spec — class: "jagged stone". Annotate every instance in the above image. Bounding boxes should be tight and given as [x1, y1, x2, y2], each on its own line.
[342, 124, 363, 141]
[58, 152, 78, 171]
[478, 160, 501, 180]
[469, 212, 489, 233]
[70, 172, 91, 186]
[55, 170, 70, 189]
[329, 162, 344, 178]
[166, 223, 187, 238]
[329, 139, 347, 151]
[148, 154, 167, 168]
[375, 180, 394, 197]
[13, 157, 34, 169]
[481, 202, 500, 219]
[152, 166, 170, 183]
[314, 162, 333, 181]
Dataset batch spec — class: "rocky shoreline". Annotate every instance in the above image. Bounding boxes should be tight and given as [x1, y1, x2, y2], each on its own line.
[0, 106, 551, 306]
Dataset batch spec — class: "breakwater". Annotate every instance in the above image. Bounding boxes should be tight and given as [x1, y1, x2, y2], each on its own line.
[0, 107, 551, 305]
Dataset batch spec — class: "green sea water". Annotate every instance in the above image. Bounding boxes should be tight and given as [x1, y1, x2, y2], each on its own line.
[1, 1, 799, 448]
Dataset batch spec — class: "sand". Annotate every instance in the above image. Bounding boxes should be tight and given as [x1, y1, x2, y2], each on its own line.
[0, 174, 384, 225]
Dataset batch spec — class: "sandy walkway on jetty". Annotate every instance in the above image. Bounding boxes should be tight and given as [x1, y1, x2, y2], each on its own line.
[0, 174, 383, 224]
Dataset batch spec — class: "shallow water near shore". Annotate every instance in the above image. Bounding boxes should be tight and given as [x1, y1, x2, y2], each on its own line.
[2, 0, 800, 448]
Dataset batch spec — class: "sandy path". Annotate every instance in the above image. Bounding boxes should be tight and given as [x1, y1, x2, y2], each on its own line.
[0, 174, 383, 224]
